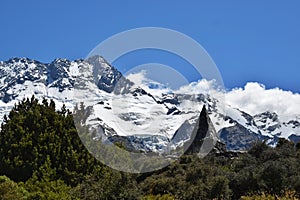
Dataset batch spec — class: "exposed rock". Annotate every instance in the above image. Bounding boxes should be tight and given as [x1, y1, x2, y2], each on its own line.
[288, 134, 300, 144]
[220, 123, 270, 151]
[184, 105, 217, 157]
[85, 55, 133, 94]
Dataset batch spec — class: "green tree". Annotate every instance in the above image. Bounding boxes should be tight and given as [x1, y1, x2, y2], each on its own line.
[0, 96, 98, 186]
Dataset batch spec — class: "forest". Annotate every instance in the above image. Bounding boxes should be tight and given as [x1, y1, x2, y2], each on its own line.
[0, 96, 300, 199]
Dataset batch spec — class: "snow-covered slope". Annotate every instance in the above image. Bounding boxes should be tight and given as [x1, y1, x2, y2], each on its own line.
[0, 56, 299, 151]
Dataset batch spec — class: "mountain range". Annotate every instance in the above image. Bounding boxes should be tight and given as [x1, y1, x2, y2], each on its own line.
[0, 56, 299, 152]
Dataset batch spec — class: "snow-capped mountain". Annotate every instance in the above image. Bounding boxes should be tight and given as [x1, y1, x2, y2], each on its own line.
[0, 56, 299, 152]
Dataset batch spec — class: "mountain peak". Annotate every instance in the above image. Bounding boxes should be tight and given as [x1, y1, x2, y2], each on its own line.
[84, 55, 133, 93]
[184, 105, 217, 156]
[85, 55, 107, 65]
[0, 57, 299, 152]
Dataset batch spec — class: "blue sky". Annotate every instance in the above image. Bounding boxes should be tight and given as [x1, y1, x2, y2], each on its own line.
[1, 1, 299, 92]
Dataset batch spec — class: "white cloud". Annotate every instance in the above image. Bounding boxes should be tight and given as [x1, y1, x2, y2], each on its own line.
[126, 70, 148, 86]
[126, 71, 300, 121]
[225, 82, 300, 121]
[174, 80, 300, 121]
[175, 79, 221, 95]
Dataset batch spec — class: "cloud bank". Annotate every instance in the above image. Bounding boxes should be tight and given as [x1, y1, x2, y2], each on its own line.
[177, 80, 300, 120]
[225, 82, 300, 121]
[127, 71, 300, 121]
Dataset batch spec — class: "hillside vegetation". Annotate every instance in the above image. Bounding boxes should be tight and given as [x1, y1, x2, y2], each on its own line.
[0, 96, 300, 199]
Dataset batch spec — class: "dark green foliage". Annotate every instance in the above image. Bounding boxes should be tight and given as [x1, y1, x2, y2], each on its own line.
[0, 175, 29, 200]
[0, 96, 97, 185]
[72, 167, 141, 199]
[229, 140, 300, 198]
[248, 140, 269, 159]
[141, 194, 175, 200]
[139, 155, 232, 199]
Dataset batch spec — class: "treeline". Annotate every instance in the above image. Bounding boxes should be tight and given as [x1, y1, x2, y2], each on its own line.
[0, 96, 300, 199]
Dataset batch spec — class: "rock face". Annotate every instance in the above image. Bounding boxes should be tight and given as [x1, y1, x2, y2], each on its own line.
[220, 123, 270, 151]
[184, 106, 218, 157]
[85, 56, 133, 94]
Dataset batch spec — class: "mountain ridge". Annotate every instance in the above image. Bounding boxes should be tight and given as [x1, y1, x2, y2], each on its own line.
[0, 56, 299, 152]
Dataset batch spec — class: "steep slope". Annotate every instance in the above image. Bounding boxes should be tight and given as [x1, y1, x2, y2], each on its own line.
[184, 105, 218, 157]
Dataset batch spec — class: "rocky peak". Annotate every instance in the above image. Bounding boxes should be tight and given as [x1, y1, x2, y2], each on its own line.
[85, 55, 133, 93]
[0, 58, 48, 102]
[48, 58, 72, 80]
[185, 105, 218, 156]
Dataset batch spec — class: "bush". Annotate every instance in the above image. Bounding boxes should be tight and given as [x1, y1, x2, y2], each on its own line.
[0, 176, 28, 200]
